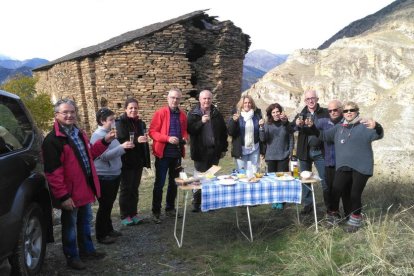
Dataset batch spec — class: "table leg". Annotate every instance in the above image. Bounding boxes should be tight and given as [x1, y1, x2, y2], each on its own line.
[310, 184, 319, 233]
[235, 206, 253, 242]
[174, 189, 189, 248]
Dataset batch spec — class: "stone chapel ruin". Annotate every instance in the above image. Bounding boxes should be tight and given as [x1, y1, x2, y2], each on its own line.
[33, 10, 251, 133]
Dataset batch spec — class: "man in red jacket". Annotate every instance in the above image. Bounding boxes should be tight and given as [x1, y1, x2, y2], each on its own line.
[42, 99, 115, 270]
[149, 88, 188, 223]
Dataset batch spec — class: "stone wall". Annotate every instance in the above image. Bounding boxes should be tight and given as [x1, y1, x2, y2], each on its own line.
[34, 16, 249, 133]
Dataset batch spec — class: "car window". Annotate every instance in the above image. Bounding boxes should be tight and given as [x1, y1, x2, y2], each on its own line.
[0, 96, 33, 154]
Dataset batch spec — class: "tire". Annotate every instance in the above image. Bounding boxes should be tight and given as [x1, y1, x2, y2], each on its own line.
[9, 203, 46, 275]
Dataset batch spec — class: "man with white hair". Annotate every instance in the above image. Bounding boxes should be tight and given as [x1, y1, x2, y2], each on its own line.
[187, 90, 228, 212]
[294, 90, 329, 214]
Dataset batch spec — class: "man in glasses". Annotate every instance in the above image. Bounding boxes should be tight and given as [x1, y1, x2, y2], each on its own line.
[294, 90, 329, 215]
[310, 100, 350, 223]
[149, 88, 188, 223]
[42, 99, 116, 270]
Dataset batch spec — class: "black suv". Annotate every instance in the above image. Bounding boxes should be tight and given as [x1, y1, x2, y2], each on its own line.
[0, 90, 53, 275]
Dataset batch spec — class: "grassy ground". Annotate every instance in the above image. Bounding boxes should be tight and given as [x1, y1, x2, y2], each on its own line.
[40, 151, 414, 275]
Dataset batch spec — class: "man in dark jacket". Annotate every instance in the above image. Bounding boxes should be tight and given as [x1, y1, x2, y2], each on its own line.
[293, 90, 329, 214]
[187, 90, 228, 212]
[43, 99, 115, 270]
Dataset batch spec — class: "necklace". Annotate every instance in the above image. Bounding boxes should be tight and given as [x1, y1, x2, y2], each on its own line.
[340, 124, 355, 144]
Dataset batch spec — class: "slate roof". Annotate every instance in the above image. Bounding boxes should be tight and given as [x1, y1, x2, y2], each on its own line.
[34, 10, 208, 71]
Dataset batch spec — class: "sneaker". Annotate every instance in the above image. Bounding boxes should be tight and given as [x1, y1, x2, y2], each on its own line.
[300, 204, 313, 215]
[131, 215, 144, 225]
[121, 216, 134, 226]
[345, 214, 362, 233]
[272, 203, 284, 210]
[80, 250, 106, 261]
[326, 211, 341, 227]
[152, 213, 161, 224]
[97, 236, 116, 244]
[67, 258, 86, 270]
[165, 209, 182, 218]
[108, 230, 122, 237]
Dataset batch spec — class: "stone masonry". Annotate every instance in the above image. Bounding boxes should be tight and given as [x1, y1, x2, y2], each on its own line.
[34, 11, 250, 134]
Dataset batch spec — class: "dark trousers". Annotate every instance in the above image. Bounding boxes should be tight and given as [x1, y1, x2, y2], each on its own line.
[331, 170, 370, 216]
[266, 158, 289, 173]
[193, 152, 220, 207]
[152, 157, 180, 214]
[119, 167, 143, 219]
[96, 175, 121, 240]
[325, 166, 351, 216]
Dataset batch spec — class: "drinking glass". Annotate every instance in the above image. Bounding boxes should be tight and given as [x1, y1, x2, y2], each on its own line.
[111, 122, 117, 138]
[129, 132, 135, 143]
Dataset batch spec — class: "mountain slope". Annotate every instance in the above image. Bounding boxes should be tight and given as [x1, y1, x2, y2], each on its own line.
[242, 50, 288, 91]
[246, 0, 414, 182]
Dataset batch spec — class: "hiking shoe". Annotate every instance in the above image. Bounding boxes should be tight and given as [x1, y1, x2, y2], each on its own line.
[326, 211, 341, 227]
[67, 258, 86, 270]
[131, 215, 144, 225]
[97, 236, 116, 244]
[121, 216, 134, 226]
[152, 213, 161, 224]
[165, 209, 182, 218]
[80, 250, 106, 261]
[344, 214, 362, 233]
[108, 230, 122, 237]
[300, 204, 313, 215]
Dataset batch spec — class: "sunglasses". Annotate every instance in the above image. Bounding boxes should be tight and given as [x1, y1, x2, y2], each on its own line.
[328, 108, 339, 113]
[343, 109, 357, 113]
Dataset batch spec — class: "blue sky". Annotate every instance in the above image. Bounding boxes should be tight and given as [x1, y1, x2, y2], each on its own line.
[1, 0, 394, 60]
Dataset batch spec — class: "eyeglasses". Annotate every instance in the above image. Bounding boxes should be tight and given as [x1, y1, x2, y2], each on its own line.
[168, 96, 181, 100]
[56, 111, 76, 116]
[343, 109, 357, 113]
[328, 108, 339, 113]
[305, 97, 317, 102]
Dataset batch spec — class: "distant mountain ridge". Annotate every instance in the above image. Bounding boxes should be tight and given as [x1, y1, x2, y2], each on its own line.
[246, 0, 414, 183]
[0, 56, 49, 84]
[242, 50, 288, 91]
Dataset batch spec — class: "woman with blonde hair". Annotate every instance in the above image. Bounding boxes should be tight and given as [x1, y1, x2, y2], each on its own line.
[228, 95, 264, 170]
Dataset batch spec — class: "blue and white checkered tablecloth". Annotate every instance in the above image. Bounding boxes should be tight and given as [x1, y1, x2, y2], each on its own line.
[201, 174, 302, 212]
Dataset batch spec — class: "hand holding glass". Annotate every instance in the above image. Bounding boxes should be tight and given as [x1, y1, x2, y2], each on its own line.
[111, 122, 117, 138]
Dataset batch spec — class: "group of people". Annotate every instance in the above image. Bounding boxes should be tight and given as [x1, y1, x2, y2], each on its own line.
[42, 88, 383, 270]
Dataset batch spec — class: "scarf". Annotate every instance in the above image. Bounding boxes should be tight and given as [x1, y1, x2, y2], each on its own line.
[342, 115, 361, 126]
[241, 109, 254, 148]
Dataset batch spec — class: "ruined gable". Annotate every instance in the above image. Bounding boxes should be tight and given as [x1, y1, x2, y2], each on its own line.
[34, 11, 250, 133]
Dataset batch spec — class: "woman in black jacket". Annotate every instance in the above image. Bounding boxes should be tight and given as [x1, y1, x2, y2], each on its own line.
[116, 98, 150, 226]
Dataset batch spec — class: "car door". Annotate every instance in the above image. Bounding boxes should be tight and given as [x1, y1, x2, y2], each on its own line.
[0, 94, 36, 221]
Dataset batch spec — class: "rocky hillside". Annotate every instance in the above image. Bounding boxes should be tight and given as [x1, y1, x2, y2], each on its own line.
[246, 0, 414, 183]
[242, 50, 288, 91]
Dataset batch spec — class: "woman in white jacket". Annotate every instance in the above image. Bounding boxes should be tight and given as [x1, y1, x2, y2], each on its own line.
[90, 108, 134, 244]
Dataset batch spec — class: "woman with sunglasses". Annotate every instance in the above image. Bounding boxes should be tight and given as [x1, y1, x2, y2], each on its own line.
[307, 101, 383, 232]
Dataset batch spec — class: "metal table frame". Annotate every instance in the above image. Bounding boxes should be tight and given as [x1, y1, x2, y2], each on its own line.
[174, 177, 320, 248]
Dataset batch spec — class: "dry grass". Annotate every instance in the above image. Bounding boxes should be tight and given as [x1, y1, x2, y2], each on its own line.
[41, 152, 414, 275]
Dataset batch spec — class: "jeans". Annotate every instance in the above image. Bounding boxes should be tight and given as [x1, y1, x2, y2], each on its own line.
[96, 175, 121, 240]
[119, 167, 143, 219]
[299, 148, 326, 207]
[236, 147, 260, 170]
[152, 157, 180, 214]
[61, 203, 95, 260]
